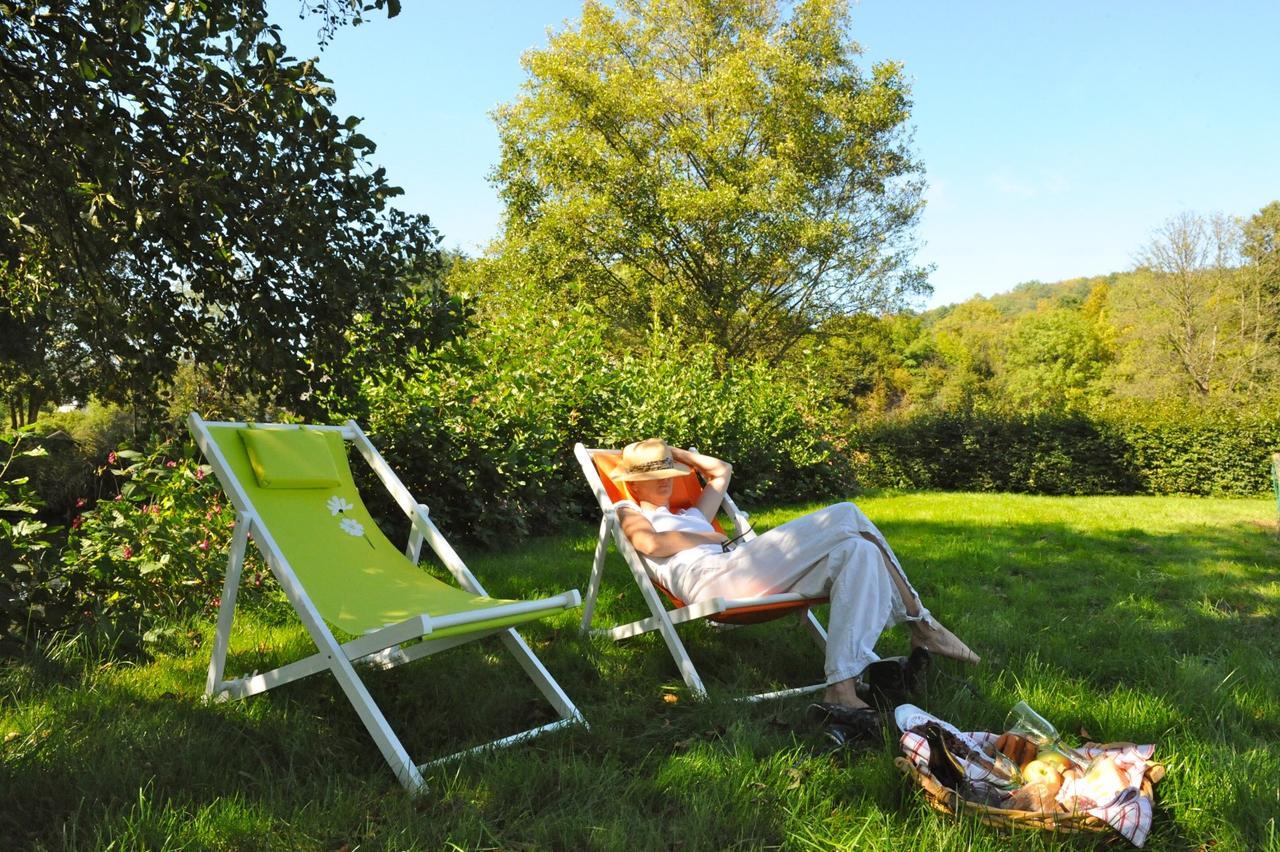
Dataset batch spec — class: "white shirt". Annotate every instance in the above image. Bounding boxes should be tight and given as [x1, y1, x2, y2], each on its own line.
[612, 500, 723, 574]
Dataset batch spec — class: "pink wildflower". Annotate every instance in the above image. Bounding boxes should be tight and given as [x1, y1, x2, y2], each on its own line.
[165, 460, 177, 469]
[75, 497, 87, 508]
[122, 545, 134, 559]
[114, 494, 123, 502]
[197, 539, 210, 552]
[195, 468, 206, 481]
[71, 515, 83, 529]
[107, 451, 117, 464]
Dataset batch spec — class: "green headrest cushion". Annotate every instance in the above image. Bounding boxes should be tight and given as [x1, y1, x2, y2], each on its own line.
[239, 427, 340, 489]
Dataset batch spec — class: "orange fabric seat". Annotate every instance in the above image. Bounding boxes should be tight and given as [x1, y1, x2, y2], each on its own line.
[576, 442, 830, 700]
[588, 453, 826, 624]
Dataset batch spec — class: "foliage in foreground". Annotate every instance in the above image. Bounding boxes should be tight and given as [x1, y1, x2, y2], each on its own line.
[5, 344, 845, 649]
[0, 492, 1276, 849]
[1, 434, 266, 653]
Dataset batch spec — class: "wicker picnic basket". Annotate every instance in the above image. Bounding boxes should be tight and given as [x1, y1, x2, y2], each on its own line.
[895, 751, 1166, 835]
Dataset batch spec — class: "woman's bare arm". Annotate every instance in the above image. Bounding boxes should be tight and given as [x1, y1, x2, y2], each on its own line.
[618, 506, 727, 558]
[671, 447, 732, 522]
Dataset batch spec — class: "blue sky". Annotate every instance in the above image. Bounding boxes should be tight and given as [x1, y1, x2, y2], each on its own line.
[269, 1, 1280, 308]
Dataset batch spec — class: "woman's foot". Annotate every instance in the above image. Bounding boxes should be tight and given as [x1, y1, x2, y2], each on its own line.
[822, 676, 868, 709]
[909, 618, 979, 665]
[807, 676, 883, 747]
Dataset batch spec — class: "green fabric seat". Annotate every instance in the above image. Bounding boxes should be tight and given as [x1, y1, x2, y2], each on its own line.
[192, 414, 585, 793]
[208, 426, 545, 639]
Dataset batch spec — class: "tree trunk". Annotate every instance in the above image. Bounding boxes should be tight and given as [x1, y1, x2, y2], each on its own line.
[26, 389, 43, 427]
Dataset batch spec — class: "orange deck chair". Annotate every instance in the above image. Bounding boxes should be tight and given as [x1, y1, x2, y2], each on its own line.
[575, 443, 829, 701]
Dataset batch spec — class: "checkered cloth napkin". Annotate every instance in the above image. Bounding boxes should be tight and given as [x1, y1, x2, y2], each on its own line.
[896, 706, 1159, 847]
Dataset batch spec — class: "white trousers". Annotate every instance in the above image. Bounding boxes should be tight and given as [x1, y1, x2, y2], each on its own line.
[653, 502, 931, 685]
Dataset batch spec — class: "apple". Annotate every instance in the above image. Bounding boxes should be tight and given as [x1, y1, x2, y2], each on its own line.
[1034, 750, 1074, 773]
[1021, 759, 1064, 794]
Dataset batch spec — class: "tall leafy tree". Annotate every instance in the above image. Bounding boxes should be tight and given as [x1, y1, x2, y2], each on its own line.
[491, 0, 928, 363]
[1243, 201, 1280, 301]
[0, 0, 439, 418]
[999, 306, 1112, 412]
[1126, 211, 1277, 400]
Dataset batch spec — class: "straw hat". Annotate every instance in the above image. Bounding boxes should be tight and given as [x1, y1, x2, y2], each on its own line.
[609, 438, 691, 481]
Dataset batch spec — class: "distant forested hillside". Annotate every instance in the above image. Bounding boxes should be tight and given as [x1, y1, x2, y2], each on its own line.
[789, 204, 1280, 424]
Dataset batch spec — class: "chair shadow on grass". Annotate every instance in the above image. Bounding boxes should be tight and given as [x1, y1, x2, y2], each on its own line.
[0, 620, 604, 844]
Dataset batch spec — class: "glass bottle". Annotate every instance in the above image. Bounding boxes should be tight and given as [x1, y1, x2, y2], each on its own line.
[1004, 700, 1091, 770]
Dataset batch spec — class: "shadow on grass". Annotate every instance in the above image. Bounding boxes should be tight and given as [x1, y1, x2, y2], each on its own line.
[1, 506, 1276, 848]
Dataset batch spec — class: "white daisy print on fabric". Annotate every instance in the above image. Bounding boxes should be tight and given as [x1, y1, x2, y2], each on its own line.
[339, 517, 365, 537]
[327, 495, 354, 516]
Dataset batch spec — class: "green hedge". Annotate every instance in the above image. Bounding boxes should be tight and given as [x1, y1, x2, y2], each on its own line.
[355, 305, 851, 545]
[854, 406, 1280, 496]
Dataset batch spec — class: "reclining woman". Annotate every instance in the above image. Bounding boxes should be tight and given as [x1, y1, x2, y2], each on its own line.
[610, 438, 979, 741]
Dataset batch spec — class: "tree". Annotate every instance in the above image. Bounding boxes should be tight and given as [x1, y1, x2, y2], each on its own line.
[1128, 211, 1277, 400]
[789, 312, 923, 420]
[913, 299, 1007, 413]
[999, 305, 1112, 412]
[1242, 201, 1280, 300]
[491, 0, 928, 363]
[0, 0, 438, 419]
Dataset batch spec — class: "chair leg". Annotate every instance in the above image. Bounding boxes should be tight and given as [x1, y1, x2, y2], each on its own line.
[256, 536, 429, 793]
[323, 644, 427, 793]
[802, 610, 828, 649]
[404, 525, 424, 564]
[205, 516, 249, 699]
[580, 516, 610, 632]
[628, 574, 708, 698]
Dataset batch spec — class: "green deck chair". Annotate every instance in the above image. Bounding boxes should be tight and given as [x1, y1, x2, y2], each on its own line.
[188, 414, 586, 792]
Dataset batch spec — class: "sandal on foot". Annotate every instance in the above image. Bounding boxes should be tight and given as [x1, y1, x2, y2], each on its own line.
[814, 708, 882, 748]
[806, 702, 880, 729]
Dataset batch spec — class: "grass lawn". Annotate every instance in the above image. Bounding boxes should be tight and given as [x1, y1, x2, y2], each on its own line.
[3, 491, 1278, 850]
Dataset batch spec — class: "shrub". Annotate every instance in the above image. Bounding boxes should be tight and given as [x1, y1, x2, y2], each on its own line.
[358, 304, 851, 545]
[13, 402, 142, 520]
[57, 440, 269, 646]
[0, 436, 272, 650]
[0, 436, 77, 652]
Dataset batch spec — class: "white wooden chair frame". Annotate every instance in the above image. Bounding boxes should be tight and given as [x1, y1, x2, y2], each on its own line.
[190, 414, 587, 793]
[574, 443, 828, 702]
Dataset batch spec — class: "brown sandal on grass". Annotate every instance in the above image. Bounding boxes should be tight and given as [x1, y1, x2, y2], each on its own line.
[806, 703, 883, 747]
